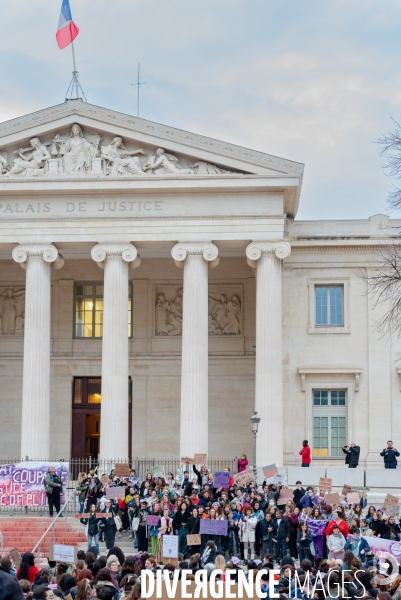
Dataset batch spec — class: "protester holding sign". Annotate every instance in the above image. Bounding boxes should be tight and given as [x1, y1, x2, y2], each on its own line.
[83, 504, 100, 553]
[239, 506, 258, 564]
[100, 499, 118, 550]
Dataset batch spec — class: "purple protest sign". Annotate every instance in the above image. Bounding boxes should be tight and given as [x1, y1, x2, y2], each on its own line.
[299, 514, 327, 537]
[214, 472, 230, 488]
[200, 519, 228, 536]
[0, 462, 69, 507]
[147, 515, 160, 526]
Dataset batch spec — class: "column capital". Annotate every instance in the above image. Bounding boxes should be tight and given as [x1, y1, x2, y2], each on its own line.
[171, 242, 219, 269]
[12, 244, 64, 270]
[91, 243, 141, 270]
[246, 240, 291, 268]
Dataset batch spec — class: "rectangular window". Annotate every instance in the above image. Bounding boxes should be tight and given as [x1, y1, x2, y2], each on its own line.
[74, 283, 132, 338]
[315, 286, 343, 326]
[313, 390, 347, 457]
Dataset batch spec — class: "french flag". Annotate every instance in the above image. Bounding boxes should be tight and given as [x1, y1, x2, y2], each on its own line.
[56, 0, 79, 50]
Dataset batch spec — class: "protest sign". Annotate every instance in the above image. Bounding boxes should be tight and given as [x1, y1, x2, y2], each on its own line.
[299, 513, 327, 536]
[352, 486, 370, 492]
[152, 465, 165, 479]
[9, 548, 22, 569]
[194, 454, 207, 465]
[163, 534, 179, 559]
[383, 503, 400, 518]
[277, 489, 294, 504]
[319, 477, 332, 493]
[101, 474, 109, 487]
[0, 461, 68, 507]
[186, 534, 202, 546]
[200, 519, 228, 536]
[262, 464, 278, 479]
[115, 463, 130, 478]
[325, 492, 341, 505]
[233, 468, 255, 487]
[49, 544, 77, 563]
[384, 493, 399, 505]
[75, 513, 90, 518]
[364, 536, 401, 564]
[347, 492, 360, 505]
[147, 515, 160, 526]
[214, 472, 230, 488]
[96, 513, 113, 518]
[341, 484, 352, 496]
[105, 487, 122, 500]
[272, 473, 284, 484]
[181, 457, 194, 464]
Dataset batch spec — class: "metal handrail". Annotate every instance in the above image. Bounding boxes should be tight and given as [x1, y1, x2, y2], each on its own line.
[31, 491, 75, 560]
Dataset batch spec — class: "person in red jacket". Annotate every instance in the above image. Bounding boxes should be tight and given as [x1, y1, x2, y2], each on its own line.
[299, 440, 311, 467]
[237, 454, 249, 473]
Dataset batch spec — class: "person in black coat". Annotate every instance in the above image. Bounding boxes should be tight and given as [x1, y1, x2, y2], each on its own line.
[371, 513, 387, 537]
[380, 441, 400, 469]
[0, 564, 24, 600]
[101, 500, 118, 550]
[342, 443, 360, 468]
[293, 482, 306, 509]
[273, 510, 290, 560]
[259, 513, 277, 557]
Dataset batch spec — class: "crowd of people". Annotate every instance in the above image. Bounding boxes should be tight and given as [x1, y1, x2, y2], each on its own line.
[2, 454, 401, 599]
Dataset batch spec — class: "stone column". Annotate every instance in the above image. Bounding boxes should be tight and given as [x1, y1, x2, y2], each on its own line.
[171, 242, 219, 458]
[246, 241, 291, 467]
[91, 243, 141, 460]
[12, 244, 64, 460]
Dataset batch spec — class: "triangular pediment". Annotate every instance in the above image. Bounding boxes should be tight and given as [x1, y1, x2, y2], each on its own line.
[0, 100, 304, 179]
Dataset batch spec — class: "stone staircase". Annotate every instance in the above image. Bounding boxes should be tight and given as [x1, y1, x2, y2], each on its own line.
[0, 516, 87, 558]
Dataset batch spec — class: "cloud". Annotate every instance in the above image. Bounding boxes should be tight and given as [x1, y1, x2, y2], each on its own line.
[0, 0, 400, 219]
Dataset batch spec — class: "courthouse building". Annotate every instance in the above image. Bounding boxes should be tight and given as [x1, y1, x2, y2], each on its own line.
[0, 100, 397, 468]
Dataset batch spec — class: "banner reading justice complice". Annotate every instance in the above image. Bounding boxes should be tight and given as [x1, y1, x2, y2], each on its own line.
[0, 462, 69, 506]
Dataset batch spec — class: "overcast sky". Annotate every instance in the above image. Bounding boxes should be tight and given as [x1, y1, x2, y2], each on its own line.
[1, 0, 400, 220]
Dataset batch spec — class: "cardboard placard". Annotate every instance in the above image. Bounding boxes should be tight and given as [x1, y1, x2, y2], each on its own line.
[352, 486, 370, 492]
[277, 489, 294, 504]
[384, 493, 399, 505]
[263, 464, 278, 479]
[200, 519, 228, 536]
[96, 513, 113, 518]
[214, 472, 230, 488]
[9, 548, 22, 568]
[49, 543, 77, 563]
[325, 492, 341, 505]
[194, 454, 207, 465]
[272, 473, 284, 484]
[106, 487, 122, 499]
[181, 457, 194, 464]
[233, 468, 255, 487]
[383, 503, 400, 517]
[303, 507, 313, 516]
[347, 492, 360, 505]
[186, 533, 202, 546]
[115, 463, 130, 478]
[163, 534, 179, 559]
[75, 513, 90, 518]
[319, 477, 332, 493]
[152, 465, 165, 479]
[342, 484, 352, 496]
[147, 515, 160, 526]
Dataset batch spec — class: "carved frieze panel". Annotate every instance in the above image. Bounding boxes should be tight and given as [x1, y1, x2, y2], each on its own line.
[0, 287, 25, 335]
[0, 123, 245, 179]
[154, 284, 242, 337]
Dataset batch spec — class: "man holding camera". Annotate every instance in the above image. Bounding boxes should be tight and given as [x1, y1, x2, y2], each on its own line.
[342, 443, 360, 468]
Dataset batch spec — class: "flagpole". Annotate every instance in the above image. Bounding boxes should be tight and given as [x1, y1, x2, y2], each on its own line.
[71, 41, 79, 99]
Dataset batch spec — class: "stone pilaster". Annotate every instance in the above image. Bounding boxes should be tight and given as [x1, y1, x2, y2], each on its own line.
[91, 243, 140, 460]
[12, 244, 64, 460]
[171, 242, 219, 458]
[246, 241, 291, 467]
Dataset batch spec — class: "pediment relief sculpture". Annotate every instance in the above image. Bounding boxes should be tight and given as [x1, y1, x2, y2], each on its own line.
[154, 286, 242, 337]
[0, 123, 241, 179]
[0, 287, 25, 335]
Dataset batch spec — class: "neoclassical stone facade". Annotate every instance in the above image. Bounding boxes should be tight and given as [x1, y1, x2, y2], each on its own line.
[0, 100, 398, 468]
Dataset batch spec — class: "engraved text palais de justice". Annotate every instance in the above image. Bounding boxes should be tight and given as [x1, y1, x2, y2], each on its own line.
[0, 200, 164, 214]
